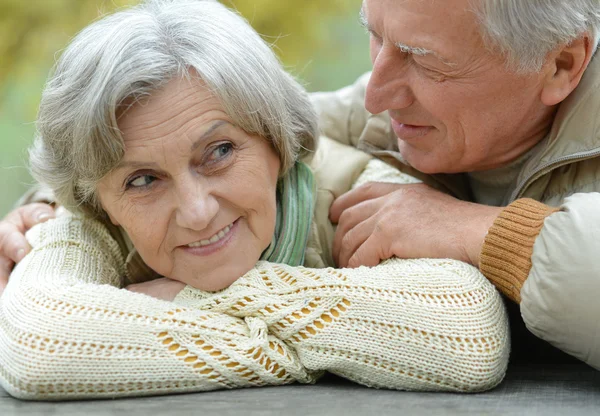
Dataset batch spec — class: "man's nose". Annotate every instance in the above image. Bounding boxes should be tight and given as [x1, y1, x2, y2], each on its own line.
[175, 182, 219, 231]
[365, 45, 414, 115]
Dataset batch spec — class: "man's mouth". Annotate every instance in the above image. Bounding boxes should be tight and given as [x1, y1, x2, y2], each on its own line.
[391, 119, 433, 140]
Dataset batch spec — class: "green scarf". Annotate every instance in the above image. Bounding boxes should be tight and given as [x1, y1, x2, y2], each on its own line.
[260, 161, 316, 266]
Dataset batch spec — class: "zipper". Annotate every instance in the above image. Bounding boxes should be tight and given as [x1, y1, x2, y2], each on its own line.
[511, 149, 600, 201]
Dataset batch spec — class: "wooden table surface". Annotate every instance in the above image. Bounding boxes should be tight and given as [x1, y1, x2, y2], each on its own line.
[2, 364, 600, 416]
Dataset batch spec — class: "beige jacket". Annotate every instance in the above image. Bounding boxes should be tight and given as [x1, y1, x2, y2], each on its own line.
[302, 137, 372, 268]
[310, 55, 600, 370]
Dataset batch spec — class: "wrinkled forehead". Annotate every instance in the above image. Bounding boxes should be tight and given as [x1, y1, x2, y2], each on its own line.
[117, 77, 225, 147]
[361, 0, 486, 62]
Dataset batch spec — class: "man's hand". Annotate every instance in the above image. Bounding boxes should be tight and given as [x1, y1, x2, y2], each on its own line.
[330, 182, 503, 268]
[126, 278, 186, 301]
[0, 203, 56, 294]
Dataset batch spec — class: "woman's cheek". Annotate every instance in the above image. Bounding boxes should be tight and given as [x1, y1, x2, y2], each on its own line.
[124, 199, 170, 257]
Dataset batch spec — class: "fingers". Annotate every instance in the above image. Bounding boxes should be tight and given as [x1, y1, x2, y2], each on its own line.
[332, 199, 379, 265]
[0, 203, 57, 295]
[15, 203, 56, 230]
[0, 223, 28, 295]
[0, 256, 14, 295]
[347, 234, 389, 269]
[330, 182, 401, 223]
[0, 221, 30, 264]
[0, 221, 23, 295]
[0, 202, 55, 262]
[334, 217, 375, 268]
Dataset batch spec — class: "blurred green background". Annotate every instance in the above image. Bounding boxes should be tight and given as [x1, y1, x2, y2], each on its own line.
[0, 0, 371, 217]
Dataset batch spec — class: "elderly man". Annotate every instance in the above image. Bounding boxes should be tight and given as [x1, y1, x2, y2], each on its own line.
[312, 0, 600, 369]
[1, 0, 600, 369]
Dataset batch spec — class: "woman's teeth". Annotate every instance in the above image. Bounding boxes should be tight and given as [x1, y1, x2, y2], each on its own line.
[187, 223, 233, 247]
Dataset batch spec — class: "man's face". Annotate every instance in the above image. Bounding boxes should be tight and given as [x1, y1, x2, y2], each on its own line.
[363, 0, 556, 174]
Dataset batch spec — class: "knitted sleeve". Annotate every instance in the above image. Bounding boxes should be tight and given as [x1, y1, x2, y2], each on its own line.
[351, 158, 422, 188]
[480, 198, 560, 303]
[175, 259, 509, 393]
[0, 217, 316, 400]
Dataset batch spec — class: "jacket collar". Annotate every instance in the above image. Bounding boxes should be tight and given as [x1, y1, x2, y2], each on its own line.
[509, 53, 600, 200]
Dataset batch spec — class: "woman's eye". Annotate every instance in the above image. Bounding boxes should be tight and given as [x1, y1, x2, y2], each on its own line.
[209, 143, 233, 161]
[127, 174, 156, 189]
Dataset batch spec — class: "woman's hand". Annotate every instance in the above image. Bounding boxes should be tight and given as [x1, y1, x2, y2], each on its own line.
[126, 277, 186, 301]
[0, 203, 56, 294]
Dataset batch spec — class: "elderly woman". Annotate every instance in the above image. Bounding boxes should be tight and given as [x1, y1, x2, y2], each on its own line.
[0, 0, 508, 400]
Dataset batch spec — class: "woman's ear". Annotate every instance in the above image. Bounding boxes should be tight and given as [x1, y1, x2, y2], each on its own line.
[96, 182, 121, 226]
[105, 211, 120, 226]
[541, 35, 596, 106]
[97, 197, 120, 226]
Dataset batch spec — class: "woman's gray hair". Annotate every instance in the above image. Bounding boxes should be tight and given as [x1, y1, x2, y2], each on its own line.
[475, 0, 600, 72]
[30, 0, 318, 217]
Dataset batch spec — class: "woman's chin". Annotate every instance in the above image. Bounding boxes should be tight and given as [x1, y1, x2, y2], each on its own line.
[173, 261, 259, 292]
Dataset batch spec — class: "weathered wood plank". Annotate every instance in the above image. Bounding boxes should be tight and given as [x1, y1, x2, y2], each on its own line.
[1, 364, 599, 416]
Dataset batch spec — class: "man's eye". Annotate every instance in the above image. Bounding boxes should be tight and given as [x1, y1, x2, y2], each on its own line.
[415, 62, 447, 82]
[369, 32, 383, 45]
[209, 143, 233, 161]
[127, 174, 156, 189]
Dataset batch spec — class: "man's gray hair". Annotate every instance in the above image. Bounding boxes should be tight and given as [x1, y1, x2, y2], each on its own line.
[30, 0, 318, 217]
[476, 0, 600, 72]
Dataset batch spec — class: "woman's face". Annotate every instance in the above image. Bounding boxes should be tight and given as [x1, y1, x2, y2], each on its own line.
[97, 77, 281, 291]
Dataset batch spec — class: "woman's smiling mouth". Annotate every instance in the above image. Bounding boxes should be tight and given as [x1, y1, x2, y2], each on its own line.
[187, 222, 235, 247]
[181, 219, 239, 256]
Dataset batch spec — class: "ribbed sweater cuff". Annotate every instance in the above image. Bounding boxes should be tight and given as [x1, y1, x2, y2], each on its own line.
[480, 198, 560, 304]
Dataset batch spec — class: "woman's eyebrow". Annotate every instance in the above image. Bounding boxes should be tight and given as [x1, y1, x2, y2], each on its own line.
[113, 121, 232, 173]
[191, 120, 230, 151]
[114, 160, 160, 172]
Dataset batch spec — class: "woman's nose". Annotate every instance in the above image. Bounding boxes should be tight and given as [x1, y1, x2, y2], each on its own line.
[174, 182, 219, 231]
[365, 45, 414, 115]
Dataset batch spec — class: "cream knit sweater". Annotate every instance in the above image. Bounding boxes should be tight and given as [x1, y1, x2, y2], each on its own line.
[0, 161, 509, 400]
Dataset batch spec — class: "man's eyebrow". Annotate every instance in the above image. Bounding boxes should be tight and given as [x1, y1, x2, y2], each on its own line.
[359, 7, 369, 31]
[358, 6, 457, 67]
[191, 120, 230, 151]
[397, 43, 457, 67]
[394, 42, 434, 57]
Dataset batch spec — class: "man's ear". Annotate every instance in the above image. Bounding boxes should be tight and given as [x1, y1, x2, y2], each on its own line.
[541, 35, 596, 106]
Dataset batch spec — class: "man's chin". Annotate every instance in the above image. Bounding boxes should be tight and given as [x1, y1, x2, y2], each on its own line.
[398, 139, 466, 174]
[398, 148, 444, 175]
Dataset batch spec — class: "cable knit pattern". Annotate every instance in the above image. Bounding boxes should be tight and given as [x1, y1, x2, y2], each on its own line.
[0, 217, 315, 400]
[0, 215, 509, 400]
[175, 260, 509, 392]
[351, 158, 422, 188]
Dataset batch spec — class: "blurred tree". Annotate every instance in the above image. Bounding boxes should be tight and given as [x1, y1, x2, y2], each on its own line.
[230, 0, 357, 65]
[0, 0, 137, 87]
[0, 0, 362, 89]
